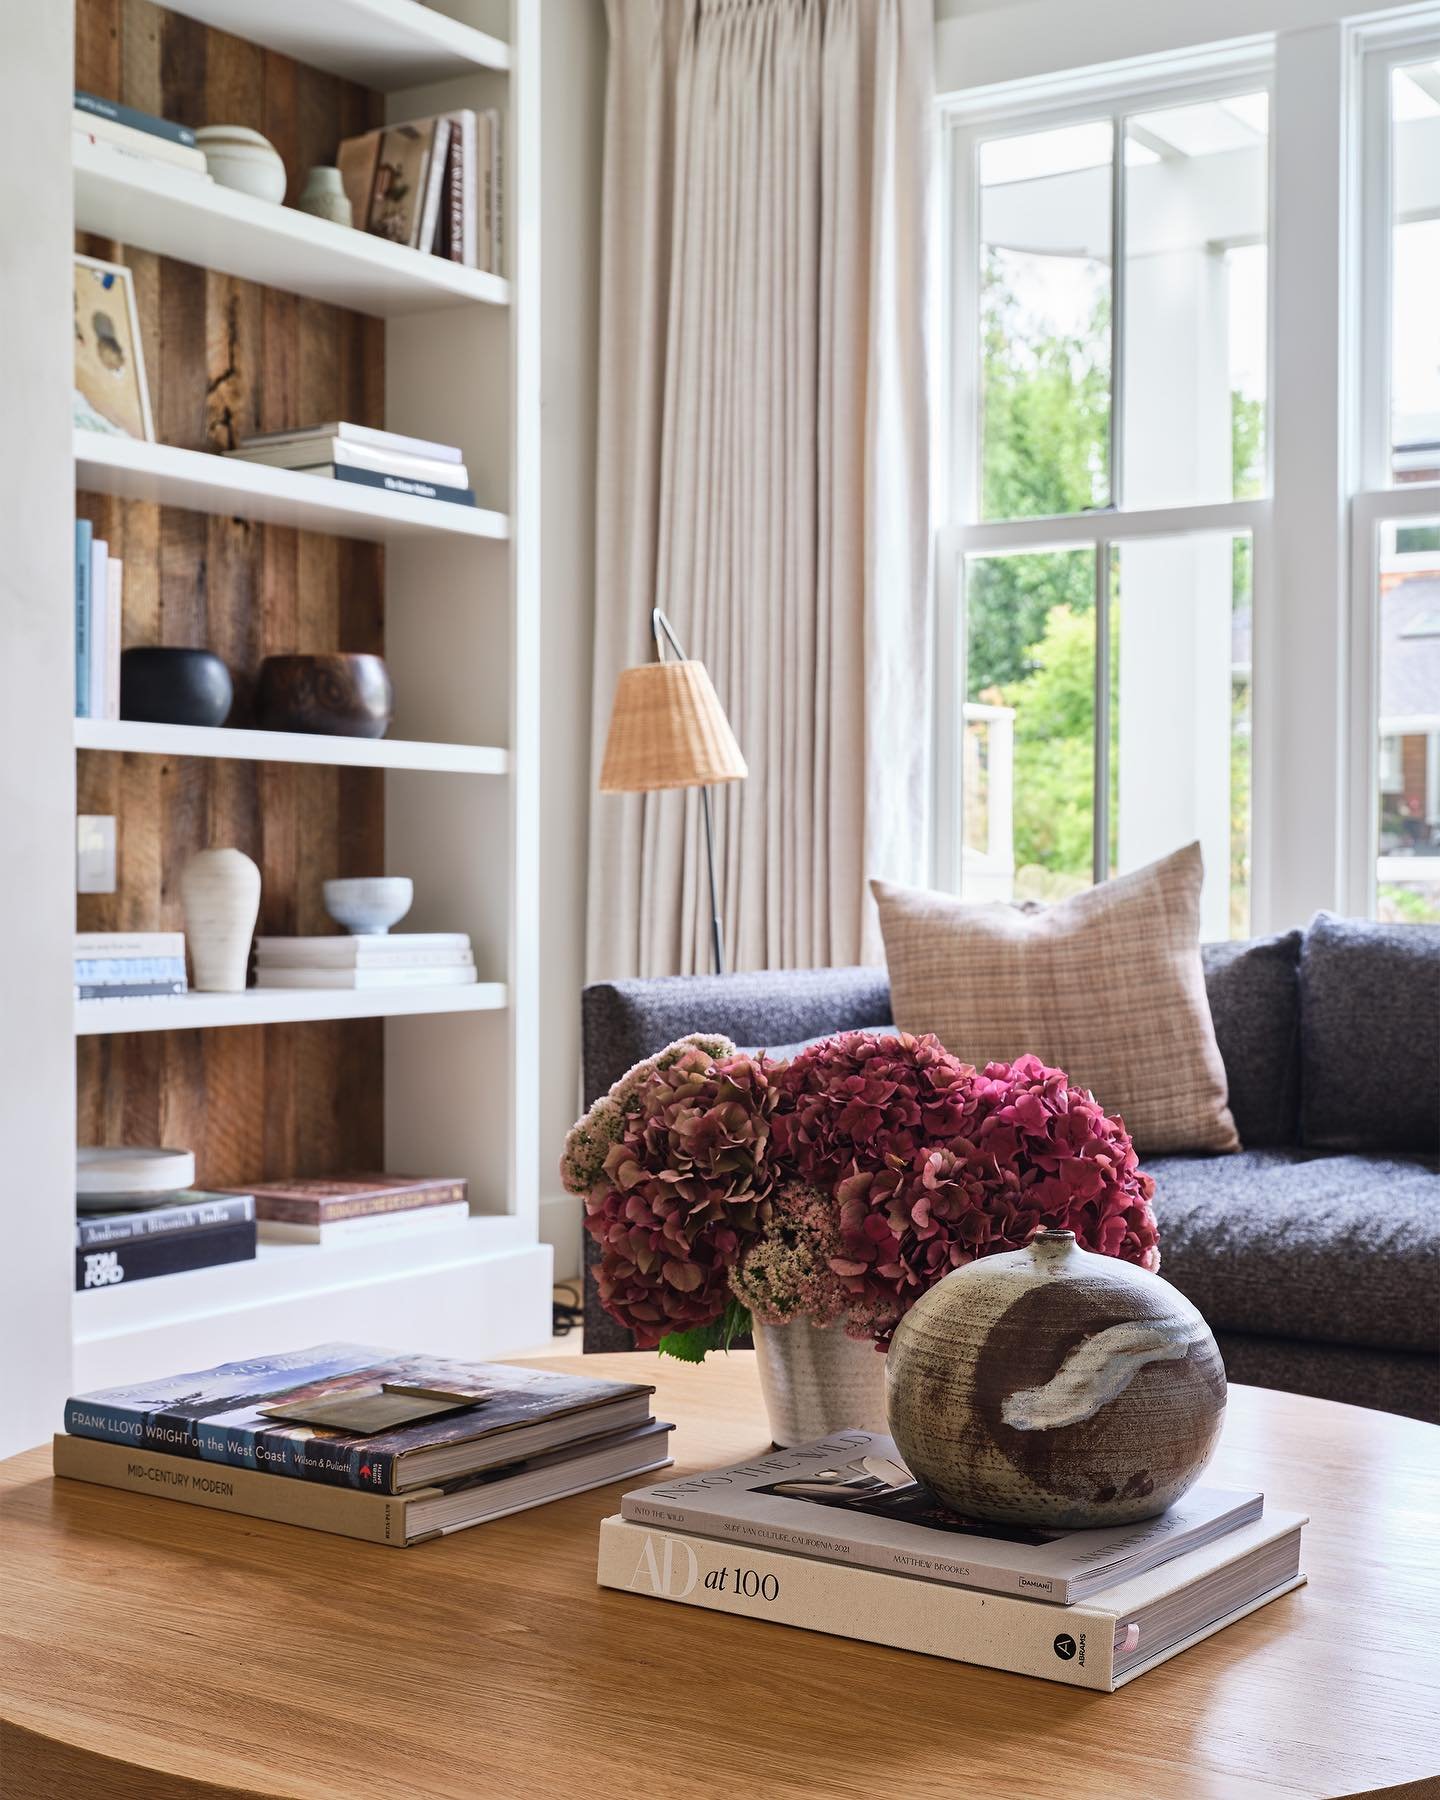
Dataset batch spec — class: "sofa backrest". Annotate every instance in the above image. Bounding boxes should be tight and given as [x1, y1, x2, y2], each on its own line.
[1199, 932, 1303, 1148]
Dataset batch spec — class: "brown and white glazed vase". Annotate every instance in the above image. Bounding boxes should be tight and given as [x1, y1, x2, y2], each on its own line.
[885, 1230, 1225, 1527]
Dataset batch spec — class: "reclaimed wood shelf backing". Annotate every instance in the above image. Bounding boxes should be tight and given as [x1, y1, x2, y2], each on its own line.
[75, 0, 388, 1188]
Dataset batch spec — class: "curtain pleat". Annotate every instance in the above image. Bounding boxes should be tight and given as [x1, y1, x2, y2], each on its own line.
[589, 0, 933, 979]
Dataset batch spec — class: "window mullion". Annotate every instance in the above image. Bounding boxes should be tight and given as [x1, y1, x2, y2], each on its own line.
[1093, 543, 1113, 885]
[1109, 113, 1126, 512]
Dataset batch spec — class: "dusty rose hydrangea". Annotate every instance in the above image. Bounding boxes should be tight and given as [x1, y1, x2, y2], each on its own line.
[573, 1042, 781, 1350]
[559, 1033, 737, 1198]
[728, 1181, 854, 1328]
[774, 1031, 982, 1188]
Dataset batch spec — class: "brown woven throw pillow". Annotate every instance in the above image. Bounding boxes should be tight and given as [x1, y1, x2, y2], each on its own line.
[871, 843, 1239, 1155]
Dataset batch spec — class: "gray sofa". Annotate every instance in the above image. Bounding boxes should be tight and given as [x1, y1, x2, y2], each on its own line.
[579, 914, 1440, 1423]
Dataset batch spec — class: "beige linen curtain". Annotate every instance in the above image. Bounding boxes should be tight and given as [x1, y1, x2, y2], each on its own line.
[588, 0, 933, 978]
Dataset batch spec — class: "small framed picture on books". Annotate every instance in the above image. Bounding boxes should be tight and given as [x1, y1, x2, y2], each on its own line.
[73, 253, 155, 441]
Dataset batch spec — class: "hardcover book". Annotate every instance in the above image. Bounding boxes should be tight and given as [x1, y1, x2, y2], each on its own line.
[75, 1219, 256, 1291]
[232, 1174, 467, 1225]
[620, 1431, 1264, 1603]
[235, 424, 463, 464]
[597, 1512, 1306, 1692]
[64, 1345, 657, 1492]
[76, 932, 186, 958]
[75, 90, 198, 147]
[253, 966, 477, 990]
[76, 1192, 255, 1248]
[326, 464, 478, 506]
[254, 933, 471, 963]
[256, 1200, 469, 1246]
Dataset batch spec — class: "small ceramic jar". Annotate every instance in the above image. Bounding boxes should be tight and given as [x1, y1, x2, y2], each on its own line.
[195, 126, 287, 204]
[297, 166, 353, 227]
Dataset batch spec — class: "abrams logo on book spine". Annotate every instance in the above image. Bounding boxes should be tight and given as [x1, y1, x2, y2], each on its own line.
[1053, 1631, 1085, 1665]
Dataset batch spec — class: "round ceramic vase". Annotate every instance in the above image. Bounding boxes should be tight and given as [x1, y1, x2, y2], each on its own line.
[180, 847, 261, 992]
[195, 126, 287, 204]
[752, 1319, 888, 1448]
[297, 166, 353, 227]
[885, 1230, 1226, 1527]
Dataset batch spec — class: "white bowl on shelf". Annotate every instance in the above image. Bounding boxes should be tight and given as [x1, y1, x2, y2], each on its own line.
[78, 1146, 195, 1211]
[195, 126, 288, 205]
[323, 876, 414, 935]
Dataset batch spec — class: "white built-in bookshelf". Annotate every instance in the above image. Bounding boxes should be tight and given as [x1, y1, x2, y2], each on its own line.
[56, 0, 547, 1392]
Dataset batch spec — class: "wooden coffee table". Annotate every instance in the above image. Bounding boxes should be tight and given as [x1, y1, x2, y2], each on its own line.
[2, 1354, 1436, 1799]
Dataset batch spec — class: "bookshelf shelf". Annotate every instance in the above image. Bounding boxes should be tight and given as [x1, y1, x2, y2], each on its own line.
[74, 137, 510, 317]
[75, 982, 509, 1036]
[148, 0, 511, 89]
[75, 433, 509, 542]
[75, 718, 510, 774]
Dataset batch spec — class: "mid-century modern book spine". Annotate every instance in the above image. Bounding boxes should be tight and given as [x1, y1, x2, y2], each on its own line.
[597, 1517, 1131, 1691]
[52, 1437, 424, 1546]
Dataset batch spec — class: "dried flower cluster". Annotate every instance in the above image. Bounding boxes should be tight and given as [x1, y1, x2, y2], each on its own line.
[563, 1029, 1159, 1359]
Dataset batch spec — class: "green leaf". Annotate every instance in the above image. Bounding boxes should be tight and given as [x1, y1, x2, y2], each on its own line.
[657, 1299, 753, 1365]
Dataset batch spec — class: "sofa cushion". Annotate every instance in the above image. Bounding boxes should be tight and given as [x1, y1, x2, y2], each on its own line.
[872, 844, 1239, 1155]
[1201, 931, 1302, 1147]
[1299, 913, 1440, 1152]
[1150, 1147, 1440, 1354]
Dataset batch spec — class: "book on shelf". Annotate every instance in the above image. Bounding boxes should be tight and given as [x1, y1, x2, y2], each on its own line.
[76, 956, 187, 985]
[234, 423, 463, 465]
[369, 120, 441, 248]
[226, 438, 470, 490]
[620, 1431, 1264, 1604]
[258, 1199, 470, 1246]
[75, 89, 198, 149]
[76, 932, 186, 959]
[104, 555, 123, 721]
[597, 1510, 1306, 1692]
[338, 109, 492, 269]
[254, 932, 471, 964]
[74, 519, 91, 718]
[76, 980, 187, 1000]
[253, 965, 478, 990]
[75, 1218, 256, 1291]
[64, 1345, 658, 1493]
[87, 534, 108, 721]
[230, 1174, 468, 1227]
[54, 1419, 674, 1547]
[73, 535, 123, 723]
[72, 113, 210, 175]
[76, 1192, 255, 1246]
[323, 465, 478, 507]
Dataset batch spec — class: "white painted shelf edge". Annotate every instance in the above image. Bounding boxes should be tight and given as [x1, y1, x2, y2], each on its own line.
[74, 137, 509, 317]
[146, 0, 510, 89]
[73, 1216, 534, 1339]
[75, 433, 509, 543]
[74, 718, 510, 774]
[76, 982, 509, 1035]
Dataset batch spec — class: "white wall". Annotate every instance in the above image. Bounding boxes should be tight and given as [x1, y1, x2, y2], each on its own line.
[0, 4, 77, 1456]
[538, 0, 605, 1280]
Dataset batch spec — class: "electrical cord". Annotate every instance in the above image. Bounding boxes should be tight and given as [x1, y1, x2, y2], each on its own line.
[551, 1280, 584, 1336]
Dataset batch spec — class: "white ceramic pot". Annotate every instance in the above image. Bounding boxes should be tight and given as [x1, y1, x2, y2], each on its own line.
[195, 126, 287, 205]
[323, 876, 413, 935]
[297, 165, 352, 227]
[180, 847, 261, 991]
[752, 1318, 889, 1448]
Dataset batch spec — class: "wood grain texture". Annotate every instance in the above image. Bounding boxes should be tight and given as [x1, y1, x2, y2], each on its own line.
[74, 0, 386, 1188]
[2, 1362, 1438, 1800]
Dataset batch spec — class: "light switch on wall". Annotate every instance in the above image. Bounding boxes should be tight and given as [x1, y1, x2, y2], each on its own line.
[77, 815, 116, 893]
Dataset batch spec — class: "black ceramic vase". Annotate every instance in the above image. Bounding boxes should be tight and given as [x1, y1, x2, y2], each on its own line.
[254, 653, 394, 739]
[120, 647, 234, 727]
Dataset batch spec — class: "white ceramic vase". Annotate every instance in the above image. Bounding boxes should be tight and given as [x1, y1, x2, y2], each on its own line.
[751, 1319, 889, 1448]
[180, 848, 261, 992]
[297, 166, 352, 227]
[195, 126, 287, 204]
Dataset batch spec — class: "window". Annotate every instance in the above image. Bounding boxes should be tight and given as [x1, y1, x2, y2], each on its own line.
[1388, 58, 1440, 483]
[940, 64, 1270, 935]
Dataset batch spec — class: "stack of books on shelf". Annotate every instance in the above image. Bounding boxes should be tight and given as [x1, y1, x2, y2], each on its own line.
[232, 1174, 473, 1248]
[73, 90, 210, 179]
[55, 1345, 673, 1546]
[225, 423, 476, 509]
[75, 932, 187, 1001]
[601, 1431, 1308, 1691]
[252, 932, 478, 990]
[76, 1192, 257, 1292]
[74, 519, 124, 720]
[337, 109, 503, 272]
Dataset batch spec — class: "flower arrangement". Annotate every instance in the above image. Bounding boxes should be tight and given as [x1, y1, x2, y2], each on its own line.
[562, 1030, 1159, 1361]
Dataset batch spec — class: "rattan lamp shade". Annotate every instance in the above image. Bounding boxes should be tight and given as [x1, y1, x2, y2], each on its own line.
[598, 660, 747, 793]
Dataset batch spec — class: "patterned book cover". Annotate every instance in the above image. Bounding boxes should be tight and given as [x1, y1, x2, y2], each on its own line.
[64, 1345, 655, 1493]
[228, 1175, 467, 1225]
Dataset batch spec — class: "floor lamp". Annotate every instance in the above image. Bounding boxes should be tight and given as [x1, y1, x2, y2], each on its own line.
[597, 609, 747, 975]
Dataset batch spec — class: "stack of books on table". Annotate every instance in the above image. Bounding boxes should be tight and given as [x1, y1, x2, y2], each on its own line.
[55, 1345, 672, 1547]
[76, 1192, 257, 1291]
[233, 1173, 472, 1247]
[225, 423, 477, 509]
[74, 519, 123, 720]
[73, 90, 210, 178]
[253, 932, 478, 990]
[75, 932, 187, 1001]
[600, 1432, 1308, 1691]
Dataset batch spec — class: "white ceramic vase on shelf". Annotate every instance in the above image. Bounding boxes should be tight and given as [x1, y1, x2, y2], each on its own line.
[180, 848, 261, 992]
[751, 1319, 889, 1448]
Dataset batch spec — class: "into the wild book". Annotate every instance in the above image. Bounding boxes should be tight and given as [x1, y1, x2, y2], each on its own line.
[65, 1345, 655, 1493]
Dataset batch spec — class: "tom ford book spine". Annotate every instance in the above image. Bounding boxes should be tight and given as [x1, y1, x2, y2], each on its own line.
[52, 1435, 422, 1545]
[598, 1517, 1124, 1691]
[74, 1220, 256, 1291]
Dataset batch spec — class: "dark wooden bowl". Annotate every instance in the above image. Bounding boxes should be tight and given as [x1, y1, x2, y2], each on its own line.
[120, 647, 234, 727]
[254, 653, 393, 739]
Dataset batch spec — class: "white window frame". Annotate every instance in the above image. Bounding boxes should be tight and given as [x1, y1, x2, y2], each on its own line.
[933, 48, 1275, 911]
[934, 10, 1440, 933]
[1345, 20, 1440, 915]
